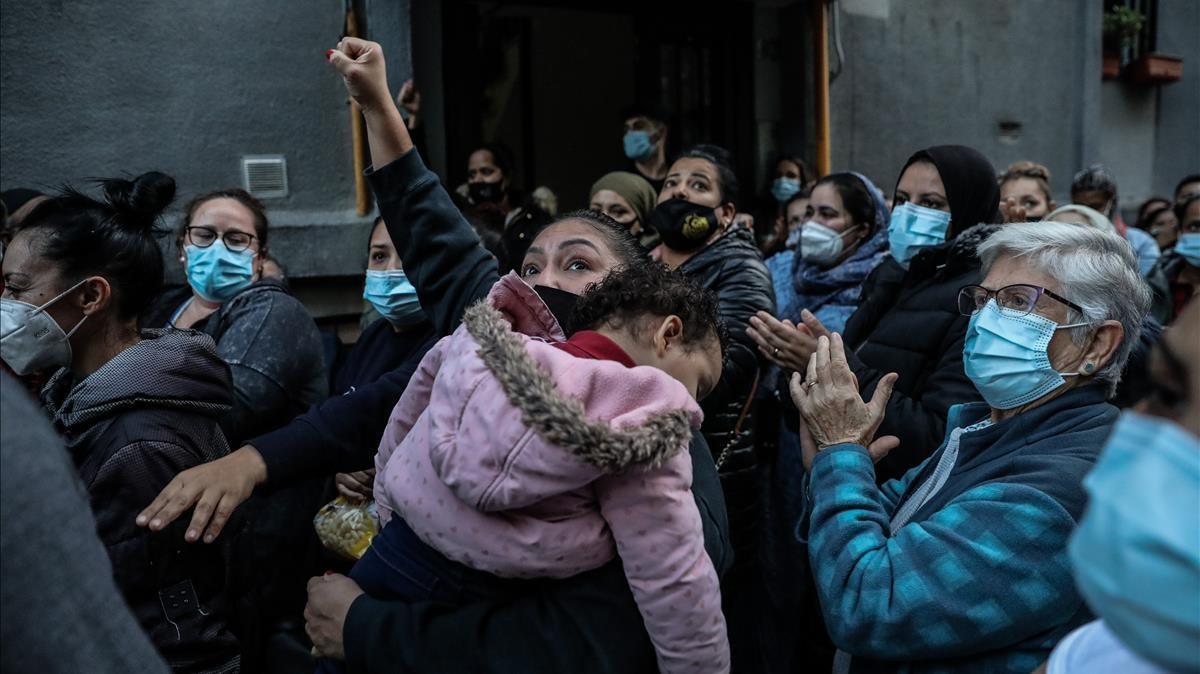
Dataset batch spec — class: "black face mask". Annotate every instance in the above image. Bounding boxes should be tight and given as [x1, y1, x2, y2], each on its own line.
[533, 285, 579, 336]
[649, 198, 721, 251]
[469, 181, 504, 205]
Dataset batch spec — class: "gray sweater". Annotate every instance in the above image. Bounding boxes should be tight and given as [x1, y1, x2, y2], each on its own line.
[0, 373, 168, 674]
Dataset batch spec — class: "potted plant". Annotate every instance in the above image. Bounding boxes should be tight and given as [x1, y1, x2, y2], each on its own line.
[1102, 6, 1144, 79]
[1128, 53, 1184, 84]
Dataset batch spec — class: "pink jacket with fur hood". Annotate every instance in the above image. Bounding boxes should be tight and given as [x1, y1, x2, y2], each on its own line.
[374, 273, 729, 673]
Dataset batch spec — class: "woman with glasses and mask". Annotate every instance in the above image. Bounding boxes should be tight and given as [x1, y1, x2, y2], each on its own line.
[143, 189, 326, 446]
[790, 221, 1149, 673]
[1, 173, 240, 672]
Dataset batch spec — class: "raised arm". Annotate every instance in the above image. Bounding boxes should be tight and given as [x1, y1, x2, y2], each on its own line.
[330, 38, 499, 334]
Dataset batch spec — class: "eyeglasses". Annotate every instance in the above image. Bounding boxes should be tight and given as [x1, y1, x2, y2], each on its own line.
[957, 283, 1085, 318]
[185, 226, 257, 252]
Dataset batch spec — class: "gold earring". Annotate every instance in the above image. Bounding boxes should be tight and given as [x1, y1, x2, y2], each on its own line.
[1083, 363, 1095, 374]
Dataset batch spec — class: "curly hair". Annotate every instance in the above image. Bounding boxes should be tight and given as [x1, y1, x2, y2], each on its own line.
[570, 262, 725, 354]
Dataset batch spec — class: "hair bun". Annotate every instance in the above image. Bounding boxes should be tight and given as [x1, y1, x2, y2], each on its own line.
[102, 171, 176, 232]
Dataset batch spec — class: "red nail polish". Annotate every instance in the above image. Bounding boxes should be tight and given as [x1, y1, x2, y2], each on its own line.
[325, 49, 335, 59]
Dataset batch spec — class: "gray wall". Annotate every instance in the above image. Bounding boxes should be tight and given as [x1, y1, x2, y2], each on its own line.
[1151, 0, 1200, 198]
[1, 0, 409, 301]
[827, 0, 1102, 201]
[1097, 0, 1200, 212]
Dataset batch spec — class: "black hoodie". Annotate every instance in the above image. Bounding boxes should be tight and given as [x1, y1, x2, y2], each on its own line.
[839, 145, 1000, 482]
[42, 329, 240, 673]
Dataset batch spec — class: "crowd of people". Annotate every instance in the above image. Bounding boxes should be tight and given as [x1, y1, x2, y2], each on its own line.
[1, 36, 1198, 674]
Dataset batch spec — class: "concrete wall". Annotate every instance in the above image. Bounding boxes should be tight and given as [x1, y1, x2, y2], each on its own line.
[1151, 0, 1200, 197]
[1097, 81, 1159, 208]
[0, 0, 411, 307]
[827, 0, 1101, 202]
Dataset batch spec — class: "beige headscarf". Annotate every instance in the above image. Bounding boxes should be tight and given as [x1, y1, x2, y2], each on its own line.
[589, 172, 658, 225]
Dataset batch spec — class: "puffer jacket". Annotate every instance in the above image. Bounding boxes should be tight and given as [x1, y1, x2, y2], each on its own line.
[41, 329, 240, 673]
[678, 225, 776, 556]
[840, 225, 998, 482]
[375, 273, 728, 674]
[142, 279, 327, 446]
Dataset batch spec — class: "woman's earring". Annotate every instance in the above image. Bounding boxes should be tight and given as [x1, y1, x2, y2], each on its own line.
[1083, 362, 1095, 374]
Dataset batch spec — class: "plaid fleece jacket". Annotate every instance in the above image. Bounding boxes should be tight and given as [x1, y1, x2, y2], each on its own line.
[799, 385, 1115, 673]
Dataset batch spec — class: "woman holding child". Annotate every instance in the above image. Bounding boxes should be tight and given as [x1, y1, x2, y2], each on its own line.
[139, 37, 734, 673]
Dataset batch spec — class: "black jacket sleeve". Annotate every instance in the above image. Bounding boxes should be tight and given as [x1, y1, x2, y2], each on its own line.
[843, 315, 976, 477]
[366, 148, 501, 337]
[708, 256, 776, 406]
[250, 333, 439, 488]
[341, 430, 732, 673]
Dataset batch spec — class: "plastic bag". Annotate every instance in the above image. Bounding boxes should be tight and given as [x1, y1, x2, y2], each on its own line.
[313, 496, 379, 560]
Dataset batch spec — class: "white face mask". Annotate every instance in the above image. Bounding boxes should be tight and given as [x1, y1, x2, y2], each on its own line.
[799, 221, 862, 266]
[0, 280, 89, 376]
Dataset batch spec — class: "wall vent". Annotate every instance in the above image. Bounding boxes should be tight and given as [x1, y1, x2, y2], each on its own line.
[241, 155, 289, 198]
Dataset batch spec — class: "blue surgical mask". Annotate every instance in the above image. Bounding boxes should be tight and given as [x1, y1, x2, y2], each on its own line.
[1175, 231, 1200, 266]
[963, 299, 1089, 409]
[888, 202, 951, 267]
[363, 269, 424, 326]
[1069, 411, 1200, 672]
[185, 242, 255, 303]
[784, 227, 802, 250]
[771, 177, 802, 203]
[623, 130, 655, 161]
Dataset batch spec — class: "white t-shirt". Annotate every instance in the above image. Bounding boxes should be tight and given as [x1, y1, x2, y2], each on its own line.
[1048, 620, 1169, 674]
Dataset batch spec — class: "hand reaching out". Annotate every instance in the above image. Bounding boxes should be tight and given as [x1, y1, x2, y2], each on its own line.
[136, 445, 268, 543]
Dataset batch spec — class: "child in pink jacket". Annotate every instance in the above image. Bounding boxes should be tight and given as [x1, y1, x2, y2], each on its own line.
[358, 265, 729, 673]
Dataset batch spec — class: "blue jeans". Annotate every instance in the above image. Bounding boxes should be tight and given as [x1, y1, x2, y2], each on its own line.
[314, 516, 513, 673]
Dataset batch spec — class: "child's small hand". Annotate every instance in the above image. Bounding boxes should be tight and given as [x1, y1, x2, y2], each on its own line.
[334, 469, 376, 501]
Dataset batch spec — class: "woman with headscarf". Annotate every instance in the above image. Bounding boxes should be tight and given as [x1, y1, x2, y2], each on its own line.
[747, 145, 1001, 483]
[588, 171, 659, 249]
[751, 172, 889, 335]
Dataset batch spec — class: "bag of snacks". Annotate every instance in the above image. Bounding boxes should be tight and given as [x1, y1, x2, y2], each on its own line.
[313, 496, 379, 560]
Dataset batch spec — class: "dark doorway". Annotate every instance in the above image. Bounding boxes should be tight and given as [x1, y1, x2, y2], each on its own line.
[440, 1, 756, 211]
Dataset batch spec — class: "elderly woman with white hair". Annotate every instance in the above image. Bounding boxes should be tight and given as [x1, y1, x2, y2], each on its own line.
[788, 222, 1151, 673]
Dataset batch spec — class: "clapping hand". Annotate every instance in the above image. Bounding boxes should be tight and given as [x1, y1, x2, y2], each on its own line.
[789, 334, 899, 464]
[747, 309, 833, 372]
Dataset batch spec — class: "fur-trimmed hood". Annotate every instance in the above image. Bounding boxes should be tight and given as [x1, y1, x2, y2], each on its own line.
[396, 273, 703, 514]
